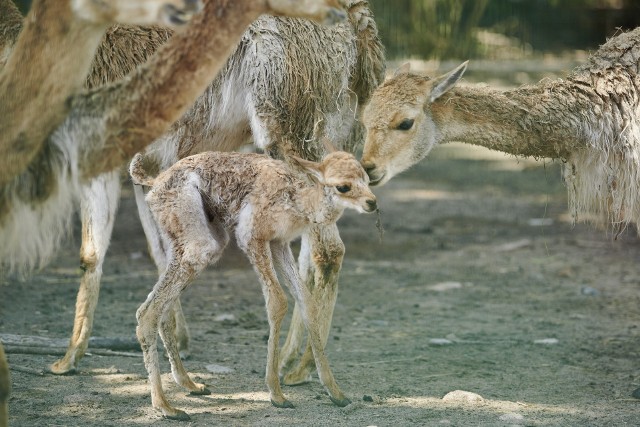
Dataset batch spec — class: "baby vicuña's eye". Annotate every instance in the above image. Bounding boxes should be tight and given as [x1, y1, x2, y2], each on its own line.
[336, 185, 351, 193]
[396, 118, 414, 131]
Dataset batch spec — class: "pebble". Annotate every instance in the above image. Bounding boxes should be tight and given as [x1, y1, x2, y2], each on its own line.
[362, 395, 374, 402]
[214, 313, 236, 322]
[528, 218, 553, 226]
[499, 413, 524, 423]
[206, 364, 235, 374]
[428, 281, 463, 292]
[581, 286, 600, 296]
[534, 338, 559, 345]
[429, 338, 454, 346]
[442, 390, 484, 404]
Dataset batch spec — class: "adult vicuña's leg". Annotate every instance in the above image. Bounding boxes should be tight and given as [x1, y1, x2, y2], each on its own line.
[50, 172, 120, 374]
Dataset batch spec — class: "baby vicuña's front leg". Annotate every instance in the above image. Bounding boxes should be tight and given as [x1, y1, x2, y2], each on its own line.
[242, 239, 292, 408]
[279, 223, 345, 387]
[271, 240, 351, 407]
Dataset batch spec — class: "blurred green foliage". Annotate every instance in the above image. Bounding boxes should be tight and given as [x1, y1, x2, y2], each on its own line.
[10, 0, 640, 60]
[369, 0, 640, 59]
[12, 0, 29, 14]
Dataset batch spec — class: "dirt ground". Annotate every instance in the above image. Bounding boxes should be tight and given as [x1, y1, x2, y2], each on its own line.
[2, 63, 640, 426]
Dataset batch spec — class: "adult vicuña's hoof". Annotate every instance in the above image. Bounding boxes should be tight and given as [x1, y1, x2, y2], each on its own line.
[163, 409, 191, 421]
[189, 386, 211, 396]
[48, 361, 76, 376]
[330, 395, 352, 407]
[271, 399, 295, 409]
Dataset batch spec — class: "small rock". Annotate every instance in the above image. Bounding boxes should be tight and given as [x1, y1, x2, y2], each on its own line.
[528, 218, 553, 226]
[442, 390, 484, 404]
[632, 387, 640, 399]
[429, 338, 454, 346]
[214, 313, 236, 322]
[428, 281, 463, 292]
[499, 412, 524, 423]
[362, 395, 374, 402]
[581, 286, 600, 296]
[369, 319, 389, 327]
[494, 239, 531, 252]
[534, 338, 559, 345]
[205, 364, 234, 374]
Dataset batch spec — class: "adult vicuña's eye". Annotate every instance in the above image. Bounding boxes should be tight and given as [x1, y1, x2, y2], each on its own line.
[336, 185, 351, 193]
[396, 119, 414, 131]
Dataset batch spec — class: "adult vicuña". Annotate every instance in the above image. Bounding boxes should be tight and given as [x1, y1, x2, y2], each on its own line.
[360, 27, 640, 397]
[0, 1, 345, 424]
[129, 148, 377, 420]
[44, 0, 384, 382]
[362, 27, 640, 230]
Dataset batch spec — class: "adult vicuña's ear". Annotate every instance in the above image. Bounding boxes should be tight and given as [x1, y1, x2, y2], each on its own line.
[393, 62, 411, 77]
[428, 60, 468, 103]
[291, 155, 324, 183]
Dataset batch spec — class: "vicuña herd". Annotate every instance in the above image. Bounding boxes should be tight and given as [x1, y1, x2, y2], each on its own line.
[2, 0, 640, 424]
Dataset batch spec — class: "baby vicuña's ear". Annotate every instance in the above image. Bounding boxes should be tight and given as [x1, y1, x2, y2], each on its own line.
[291, 155, 324, 183]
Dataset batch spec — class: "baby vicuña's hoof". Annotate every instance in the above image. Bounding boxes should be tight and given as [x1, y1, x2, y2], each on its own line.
[163, 409, 191, 421]
[189, 386, 211, 396]
[271, 399, 295, 409]
[330, 395, 352, 407]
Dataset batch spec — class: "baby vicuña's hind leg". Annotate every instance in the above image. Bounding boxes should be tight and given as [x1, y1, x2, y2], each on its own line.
[51, 172, 120, 375]
[135, 183, 191, 358]
[280, 224, 345, 386]
[240, 238, 291, 408]
[137, 183, 223, 420]
[137, 258, 197, 421]
[272, 240, 350, 407]
[159, 220, 229, 397]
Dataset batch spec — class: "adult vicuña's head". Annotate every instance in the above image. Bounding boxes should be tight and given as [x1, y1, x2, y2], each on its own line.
[361, 61, 468, 187]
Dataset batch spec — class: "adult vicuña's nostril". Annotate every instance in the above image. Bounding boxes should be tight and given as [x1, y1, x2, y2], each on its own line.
[366, 199, 377, 210]
[361, 162, 376, 174]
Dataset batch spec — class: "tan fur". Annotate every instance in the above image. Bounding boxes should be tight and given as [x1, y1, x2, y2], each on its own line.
[130, 150, 376, 419]
[0, 0, 201, 187]
[0, 0, 346, 421]
[362, 27, 640, 234]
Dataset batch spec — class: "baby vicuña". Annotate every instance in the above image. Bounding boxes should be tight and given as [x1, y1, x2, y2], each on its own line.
[130, 147, 377, 420]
